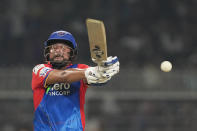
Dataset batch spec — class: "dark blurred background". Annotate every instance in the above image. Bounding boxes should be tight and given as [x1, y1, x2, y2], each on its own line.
[1, 0, 197, 131]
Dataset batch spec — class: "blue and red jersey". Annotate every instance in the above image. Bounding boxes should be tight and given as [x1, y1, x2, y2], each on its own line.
[31, 63, 88, 131]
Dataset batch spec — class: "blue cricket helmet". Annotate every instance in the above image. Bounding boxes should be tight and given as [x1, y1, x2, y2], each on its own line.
[45, 30, 77, 49]
[44, 30, 78, 67]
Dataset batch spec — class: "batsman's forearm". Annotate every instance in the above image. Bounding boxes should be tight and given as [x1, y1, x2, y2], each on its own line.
[61, 70, 86, 83]
[46, 69, 86, 85]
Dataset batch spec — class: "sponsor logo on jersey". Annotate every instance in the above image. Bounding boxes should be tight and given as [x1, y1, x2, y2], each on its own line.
[39, 67, 51, 77]
[33, 64, 45, 75]
[46, 83, 74, 96]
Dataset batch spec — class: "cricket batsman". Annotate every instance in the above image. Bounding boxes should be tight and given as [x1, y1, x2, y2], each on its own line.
[31, 30, 119, 131]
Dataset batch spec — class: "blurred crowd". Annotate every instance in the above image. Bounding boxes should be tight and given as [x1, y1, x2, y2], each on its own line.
[0, 0, 197, 69]
[86, 99, 197, 131]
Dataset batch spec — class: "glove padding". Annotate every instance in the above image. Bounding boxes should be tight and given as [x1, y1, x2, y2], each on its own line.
[85, 56, 120, 86]
[85, 66, 111, 85]
[99, 56, 119, 78]
[102, 56, 119, 66]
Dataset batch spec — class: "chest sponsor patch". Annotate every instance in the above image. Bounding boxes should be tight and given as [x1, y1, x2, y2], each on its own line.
[46, 83, 77, 96]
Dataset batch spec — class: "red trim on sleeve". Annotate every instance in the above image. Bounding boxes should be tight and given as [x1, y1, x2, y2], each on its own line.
[79, 80, 88, 130]
[78, 64, 89, 130]
[77, 64, 89, 69]
[32, 72, 46, 110]
[31, 64, 53, 110]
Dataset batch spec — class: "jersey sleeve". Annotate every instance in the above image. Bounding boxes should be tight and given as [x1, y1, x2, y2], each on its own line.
[77, 64, 89, 69]
[77, 64, 89, 87]
[32, 64, 54, 90]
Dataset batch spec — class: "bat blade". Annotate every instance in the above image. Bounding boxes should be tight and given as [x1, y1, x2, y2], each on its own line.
[86, 18, 107, 64]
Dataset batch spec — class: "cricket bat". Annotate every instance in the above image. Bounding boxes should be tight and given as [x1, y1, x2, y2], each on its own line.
[86, 18, 107, 65]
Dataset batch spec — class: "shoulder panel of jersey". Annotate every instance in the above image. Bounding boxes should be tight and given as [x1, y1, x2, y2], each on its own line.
[32, 64, 53, 109]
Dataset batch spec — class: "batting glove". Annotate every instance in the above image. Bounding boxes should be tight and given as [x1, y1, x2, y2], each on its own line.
[99, 56, 120, 78]
[102, 56, 119, 66]
[85, 66, 111, 85]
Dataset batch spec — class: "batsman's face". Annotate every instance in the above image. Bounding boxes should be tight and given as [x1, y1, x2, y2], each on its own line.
[49, 43, 71, 63]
